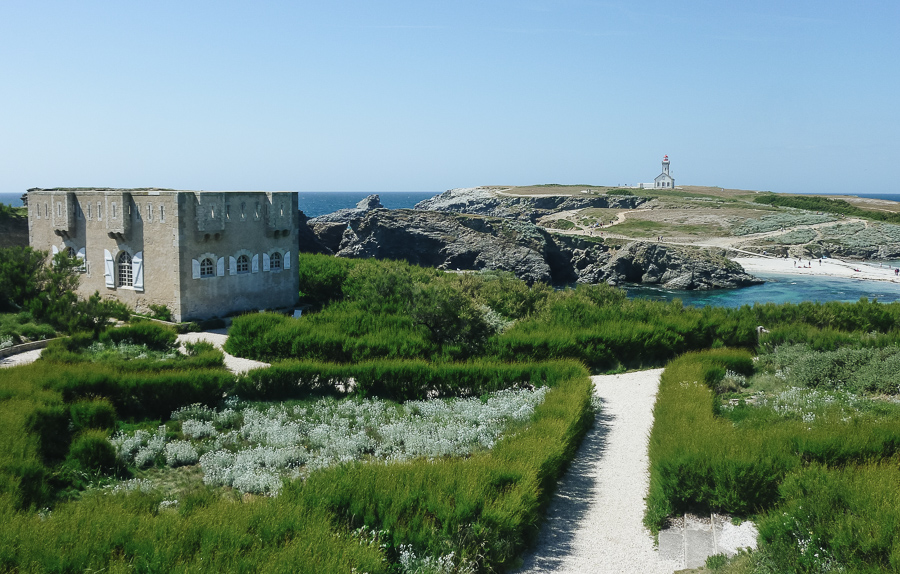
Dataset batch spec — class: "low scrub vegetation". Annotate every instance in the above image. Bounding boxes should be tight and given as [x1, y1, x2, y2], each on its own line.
[731, 211, 837, 236]
[647, 328, 900, 573]
[0, 312, 594, 572]
[755, 193, 900, 225]
[5, 253, 900, 572]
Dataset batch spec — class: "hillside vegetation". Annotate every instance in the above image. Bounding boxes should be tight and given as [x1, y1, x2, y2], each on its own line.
[2, 253, 900, 572]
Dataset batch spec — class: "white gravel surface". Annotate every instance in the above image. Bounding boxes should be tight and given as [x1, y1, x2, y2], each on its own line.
[517, 368, 678, 574]
[0, 348, 43, 368]
[176, 329, 269, 374]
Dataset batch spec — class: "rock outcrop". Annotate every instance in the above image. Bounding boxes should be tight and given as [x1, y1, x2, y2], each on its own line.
[334, 210, 568, 284]
[569, 240, 763, 290]
[302, 194, 388, 255]
[311, 209, 761, 289]
[309, 194, 384, 224]
[415, 187, 648, 221]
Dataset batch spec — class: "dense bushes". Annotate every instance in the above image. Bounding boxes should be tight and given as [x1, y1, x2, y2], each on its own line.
[645, 350, 788, 528]
[237, 359, 583, 402]
[98, 322, 177, 351]
[0, 351, 593, 572]
[52, 368, 234, 420]
[756, 463, 900, 572]
[271, 361, 594, 571]
[646, 346, 900, 573]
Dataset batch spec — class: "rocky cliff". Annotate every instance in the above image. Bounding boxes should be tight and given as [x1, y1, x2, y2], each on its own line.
[414, 187, 648, 221]
[308, 208, 761, 289]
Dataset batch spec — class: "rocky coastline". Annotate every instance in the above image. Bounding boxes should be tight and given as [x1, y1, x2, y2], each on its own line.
[414, 186, 648, 221]
[301, 194, 761, 289]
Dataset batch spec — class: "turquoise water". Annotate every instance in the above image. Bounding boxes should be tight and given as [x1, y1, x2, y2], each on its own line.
[625, 273, 900, 307]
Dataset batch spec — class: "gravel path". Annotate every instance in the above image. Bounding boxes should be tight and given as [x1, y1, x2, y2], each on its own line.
[176, 329, 269, 374]
[0, 348, 44, 369]
[0, 330, 269, 375]
[517, 368, 677, 574]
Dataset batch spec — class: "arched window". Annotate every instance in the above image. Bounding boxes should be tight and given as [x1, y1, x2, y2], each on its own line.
[200, 258, 215, 278]
[237, 254, 250, 274]
[66, 247, 76, 258]
[270, 252, 282, 271]
[118, 252, 133, 287]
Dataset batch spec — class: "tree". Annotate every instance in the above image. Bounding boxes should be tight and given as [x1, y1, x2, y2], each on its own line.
[409, 282, 492, 356]
[0, 246, 46, 312]
[0, 247, 128, 333]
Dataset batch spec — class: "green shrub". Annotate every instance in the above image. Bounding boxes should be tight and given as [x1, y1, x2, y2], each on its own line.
[297, 252, 356, 305]
[69, 398, 116, 432]
[100, 323, 176, 351]
[24, 403, 71, 462]
[53, 368, 234, 419]
[756, 463, 900, 573]
[148, 304, 172, 322]
[67, 430, 117, 475]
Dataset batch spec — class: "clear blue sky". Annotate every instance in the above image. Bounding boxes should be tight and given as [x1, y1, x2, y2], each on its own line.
[1, 1, 897, 195]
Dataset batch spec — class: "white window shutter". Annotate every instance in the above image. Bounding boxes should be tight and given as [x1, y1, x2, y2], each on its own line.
[251, 254, 259, 273]
[217, 257, 225, 277]
[104, 249, 115, 288]
[263, 253, 270, 272]
[229, 256, 237, 275]
[133, 251, 144, 291]
[192, 259, 201, 279]
[52, 245, 59, 256]
[284, 251, 291, 270]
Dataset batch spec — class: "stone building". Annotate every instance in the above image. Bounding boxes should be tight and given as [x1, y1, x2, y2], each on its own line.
[27, 188, 300, 321]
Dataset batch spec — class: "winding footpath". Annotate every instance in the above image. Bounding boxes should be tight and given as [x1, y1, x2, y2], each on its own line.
[517, 369, 678, 574]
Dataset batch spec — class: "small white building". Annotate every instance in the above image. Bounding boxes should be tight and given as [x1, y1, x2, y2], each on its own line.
[638, 155, 676, 189]
[654, 155, 675, 188]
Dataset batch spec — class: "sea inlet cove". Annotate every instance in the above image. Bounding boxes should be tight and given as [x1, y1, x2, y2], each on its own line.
[3, 173, 900, 573]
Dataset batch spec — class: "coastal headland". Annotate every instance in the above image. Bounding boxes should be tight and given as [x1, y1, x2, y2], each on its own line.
[302, 185, 900, 289]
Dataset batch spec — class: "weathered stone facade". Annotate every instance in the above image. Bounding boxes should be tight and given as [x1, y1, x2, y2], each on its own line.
[27, 189, 299, 321]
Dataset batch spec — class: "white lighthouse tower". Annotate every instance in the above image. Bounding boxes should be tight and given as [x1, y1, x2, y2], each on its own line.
[654, 155, 675, 189]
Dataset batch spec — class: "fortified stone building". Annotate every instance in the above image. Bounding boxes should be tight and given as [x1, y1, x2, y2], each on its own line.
[27, 188, 300, 321]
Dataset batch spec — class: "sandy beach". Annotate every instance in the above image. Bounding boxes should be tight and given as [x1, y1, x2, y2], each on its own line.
[733, 256, 900, 284]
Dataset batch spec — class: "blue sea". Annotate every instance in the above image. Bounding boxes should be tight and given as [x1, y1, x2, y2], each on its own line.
[0, 191, 438, 215]
[297, 191, 438, 218]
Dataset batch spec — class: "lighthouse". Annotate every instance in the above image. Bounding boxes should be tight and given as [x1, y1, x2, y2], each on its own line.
[654, 155, 675, 189]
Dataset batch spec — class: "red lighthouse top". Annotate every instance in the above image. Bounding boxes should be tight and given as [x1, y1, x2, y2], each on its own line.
[663, 155, 669, 161]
